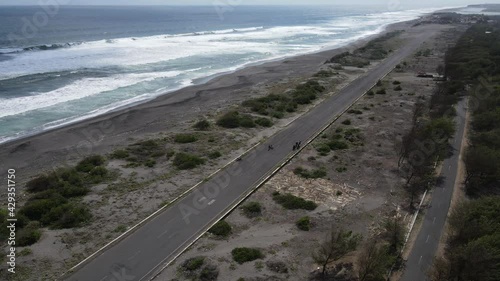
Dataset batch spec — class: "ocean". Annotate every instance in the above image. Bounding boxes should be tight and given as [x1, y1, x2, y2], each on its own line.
[0, 5, 447, 143]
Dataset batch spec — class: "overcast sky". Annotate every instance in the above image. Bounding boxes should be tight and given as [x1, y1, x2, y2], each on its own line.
[0, 0, 497, 6]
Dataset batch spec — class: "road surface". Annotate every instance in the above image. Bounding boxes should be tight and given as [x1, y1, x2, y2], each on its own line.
[65, 26, 442, 281]
[400, 98, 468, 281]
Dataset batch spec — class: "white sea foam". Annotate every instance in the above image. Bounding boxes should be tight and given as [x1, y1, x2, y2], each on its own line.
[0, 71, 182, 118]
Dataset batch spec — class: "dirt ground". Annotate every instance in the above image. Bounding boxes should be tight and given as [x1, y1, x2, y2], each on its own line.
[157, 24, 466, 281]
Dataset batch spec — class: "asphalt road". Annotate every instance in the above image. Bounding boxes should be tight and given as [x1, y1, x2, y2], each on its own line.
[66, 26, 440, 281]
[400, 98, 468, 281]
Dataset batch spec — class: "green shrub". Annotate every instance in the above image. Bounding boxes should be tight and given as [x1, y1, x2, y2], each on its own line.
[217, 111, 241, 128]
[241, 202, 262, 218]
[296, 216, 311, 231]
[367, 90, 374, 96]
[314, 70, 333, 77]
[42, 203, 92, 229]
[393, 80, 401, 85]
[328, 140, 349, 150]
[19, 248, 33, 256]
[342, 119, 352, 125]
[193, 119, 211, 130]
[174, 134, 198, 144]
[59, 168, 84, 186]
[394, 85, 403, 91]
[26, 173, 60, 193]
[110, 149, 129, 159]
[128, 139, 165, 160]
[76, 155, 105, 173]
[89, 166, 107, 177]
[150, 151, 166, 157]
[316, 143, 331, 155]
[20, 193, 67, 221]
[336, 167, 348, 173]
[272, 192, 317, 210]
[173, 153, 205, 170]
[239, 115, 256, 128]
[166, 149, 176, 159]
[215, 112, 257, 128]
[231, 247, 264, 264]
[376, 89, 387, 95]
[17, 222, 42, 246]
[272, 111, 285, 119]
[200, 264, 219, 280]
[347, 109, 363, 115]
[114, 225, 127, 233]
[208, 151, 222, 159]
[255, 117, 273, 127]
[376, 80, 382, 86]
[181, 256, 205, 271]
[60, 185, 90, 198]
[208, 220, 232, 237]
[311, 168, 327, 178]
[286, 102, 298, 112]
[145, 159, 156, 168]
[294, 167, 326, 179]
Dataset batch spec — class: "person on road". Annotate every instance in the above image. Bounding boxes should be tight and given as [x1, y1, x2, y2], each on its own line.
[268, 145, 274, 151]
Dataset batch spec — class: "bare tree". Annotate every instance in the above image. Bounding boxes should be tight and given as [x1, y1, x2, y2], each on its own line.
[436, 64, 445, 76]
[357, 238, 390, 281]
[398, 102, 426, 167]
[312, 228, 361, 278]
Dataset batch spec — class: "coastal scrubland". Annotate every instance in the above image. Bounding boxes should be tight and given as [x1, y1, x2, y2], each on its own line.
[0, 13, 479, 281]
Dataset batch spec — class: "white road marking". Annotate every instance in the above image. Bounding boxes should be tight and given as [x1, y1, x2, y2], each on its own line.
[418, 256, 423, 264]
[433, 217, 436, 224]
[208, 199, 216, 205]
[128, 250, 141, 261]
[100, 276, 108, 281]
[198, 196, 206, 202]
[448, 165, 451, 171]
[426, 235, 430, 243]
[157, 229, 169, 239]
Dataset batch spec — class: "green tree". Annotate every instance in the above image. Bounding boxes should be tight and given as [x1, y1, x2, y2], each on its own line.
[382, 217, 405, 255]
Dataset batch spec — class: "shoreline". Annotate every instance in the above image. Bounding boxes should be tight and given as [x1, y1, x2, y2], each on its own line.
[0, 18, 412, 146]
[0, 15, 434, 177]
